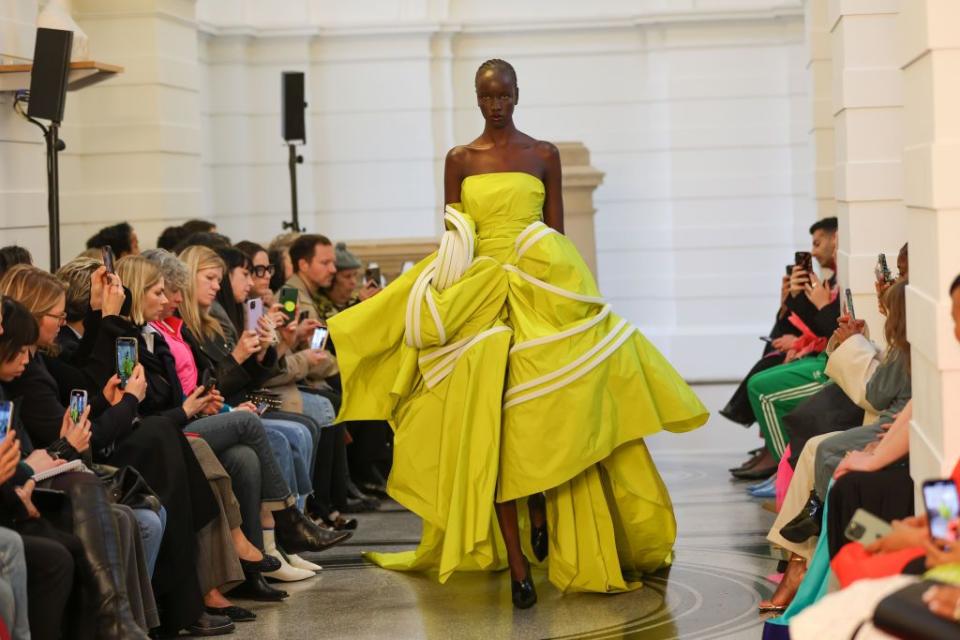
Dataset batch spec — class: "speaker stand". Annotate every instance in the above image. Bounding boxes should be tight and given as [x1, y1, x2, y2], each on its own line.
[283, 143, 305, 232]
[45, 122, 62, 271]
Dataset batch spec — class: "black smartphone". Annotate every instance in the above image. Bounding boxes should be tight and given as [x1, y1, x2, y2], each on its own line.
[794, 251, 813, 274]
[0, 401, 12, 439]
[279, 287, 299, 322]
[759, 336, 773, 344]
[786, 264, 795, 277]
[365, 264, 381, 288]
[298, 310, 309, 323]
[845, 288, 856, 321]
[199, 370, 217, 397]
[101, 245, 115, 274]
[116, 337, 138, 389]
[69, 389, 88, 425]
[923, 479, 960, 543]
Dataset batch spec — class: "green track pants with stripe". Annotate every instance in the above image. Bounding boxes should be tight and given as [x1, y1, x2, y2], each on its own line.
[746, 352, 829, 461]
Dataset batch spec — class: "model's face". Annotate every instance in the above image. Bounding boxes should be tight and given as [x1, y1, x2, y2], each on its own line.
[142, 279, 168, 323]
[0, 347, 30, 382]
[196, 267, 222, 309]
[160, 285, 183, 319]
[38, 294, 66, 347]
[811, 230, 836, 270]
[229, 265, 253, 303]
[476, 70, 517, 129]
[251, 251, 273, 297]
[300, 244, 337, 289]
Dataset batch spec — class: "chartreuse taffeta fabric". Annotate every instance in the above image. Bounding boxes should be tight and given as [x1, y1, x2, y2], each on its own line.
[328, 172, 709, 593]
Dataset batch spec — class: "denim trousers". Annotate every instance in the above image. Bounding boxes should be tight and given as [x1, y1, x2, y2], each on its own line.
[262, 418, 313, 502]
[0, 526, 28, 640]
[133, 506, 166, 577]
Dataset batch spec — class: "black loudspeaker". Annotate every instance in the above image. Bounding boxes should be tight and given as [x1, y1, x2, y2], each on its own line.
[27, 28, 74, 123]
[282, 71, 306, 143]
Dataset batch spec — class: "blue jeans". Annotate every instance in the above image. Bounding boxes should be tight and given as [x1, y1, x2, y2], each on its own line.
[0, 527, 27, 640]
[262, 419, 313, 503]
[133, 507, 166, 577]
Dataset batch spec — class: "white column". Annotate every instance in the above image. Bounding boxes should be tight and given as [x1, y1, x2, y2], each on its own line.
[829, 0, 905, 340]
[901, 0, 960, 481]
[807, 0, 835, 225]
[62, 0, 203, 257]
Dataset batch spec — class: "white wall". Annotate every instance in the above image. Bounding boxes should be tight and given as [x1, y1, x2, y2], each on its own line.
[1, 0, 809, 381]
[197, 0, 811, 381]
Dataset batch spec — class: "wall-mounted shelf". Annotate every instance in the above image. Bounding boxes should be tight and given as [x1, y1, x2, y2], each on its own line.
[0, 60, 123, 93]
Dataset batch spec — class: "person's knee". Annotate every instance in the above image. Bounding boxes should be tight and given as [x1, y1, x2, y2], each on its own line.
[0, 528, 23, 574]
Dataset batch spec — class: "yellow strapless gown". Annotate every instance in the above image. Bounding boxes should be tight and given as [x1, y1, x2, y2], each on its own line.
[328, 172, 709, 593]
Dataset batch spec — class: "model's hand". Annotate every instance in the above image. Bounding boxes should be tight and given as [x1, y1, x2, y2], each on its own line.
[0, 431, 21, 486]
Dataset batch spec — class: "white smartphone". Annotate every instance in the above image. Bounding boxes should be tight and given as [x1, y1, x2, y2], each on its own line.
[245, 298, 264, 332]
[310, 327, 329, 351]
[844, 508, 892, 544]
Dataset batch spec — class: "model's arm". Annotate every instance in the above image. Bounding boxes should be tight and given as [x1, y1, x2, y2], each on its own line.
[444, 147, 465, 205]
[540, 142, 564, 233]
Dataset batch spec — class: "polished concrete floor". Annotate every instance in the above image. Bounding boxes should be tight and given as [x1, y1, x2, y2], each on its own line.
[228, 385, 780, 639]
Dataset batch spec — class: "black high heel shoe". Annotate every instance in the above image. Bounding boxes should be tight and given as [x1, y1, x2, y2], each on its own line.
[511, 558, 537, 609]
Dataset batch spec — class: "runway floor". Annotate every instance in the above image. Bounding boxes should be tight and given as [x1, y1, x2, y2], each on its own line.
[227, 385, 780, 639]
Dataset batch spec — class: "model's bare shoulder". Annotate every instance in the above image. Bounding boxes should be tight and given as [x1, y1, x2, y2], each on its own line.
[533, 140, 560, 161]
[446, 145, 469, 165]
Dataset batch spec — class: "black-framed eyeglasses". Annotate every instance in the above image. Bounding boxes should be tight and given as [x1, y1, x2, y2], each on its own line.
[252, 265, 276, 278]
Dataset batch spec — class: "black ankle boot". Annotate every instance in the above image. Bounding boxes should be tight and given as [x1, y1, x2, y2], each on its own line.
[272, 505, 353, 554]
[511, 558, 537, 609]
[779, 490, 823, 543]
[60, 475, 150, 639]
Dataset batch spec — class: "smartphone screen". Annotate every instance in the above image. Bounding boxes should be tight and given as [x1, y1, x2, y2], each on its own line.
[69, 389, 87, 424]
[924, 479, 960, 542]
[786, 264, 794, 277]
[877, 253, 892, 283]
[365, 264, 381, 288]
[116, 338, 138, 389]
[845, 288, 856, 321]
[311, 327, 329, 351]
[256, 402, 269, 416]
[0, 401, 12, 439]
[245, 298, 264, 332]
[279, 287, 299, 322]
[101, 245, 115, 274]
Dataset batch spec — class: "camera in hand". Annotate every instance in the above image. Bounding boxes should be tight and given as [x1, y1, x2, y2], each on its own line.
[115, 338, 138, 389]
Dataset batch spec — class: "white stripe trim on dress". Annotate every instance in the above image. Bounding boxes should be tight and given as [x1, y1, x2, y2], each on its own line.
[514, 221, 545, 254]
[502, 265, 605, 305]
[504, 324, 636, 410]
[517, 226, 557, 259]
[423, 326, 512, 388]
[424, 288, 446, 346]
[510, 304, 613, 355]
[504, 318, 629, 399]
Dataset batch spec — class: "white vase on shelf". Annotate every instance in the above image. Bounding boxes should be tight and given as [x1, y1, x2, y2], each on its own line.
[36, 0, 90, 61]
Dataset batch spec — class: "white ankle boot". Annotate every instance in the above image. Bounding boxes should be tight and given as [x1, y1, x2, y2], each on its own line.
[287, 553, 322, 572]
[262, 529, 314, 582]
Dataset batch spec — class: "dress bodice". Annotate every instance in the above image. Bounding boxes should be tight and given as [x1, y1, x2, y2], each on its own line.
[460, 172, 544, 241]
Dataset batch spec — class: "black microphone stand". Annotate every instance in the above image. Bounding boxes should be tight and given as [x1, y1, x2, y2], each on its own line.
[45, 122, 63, 271]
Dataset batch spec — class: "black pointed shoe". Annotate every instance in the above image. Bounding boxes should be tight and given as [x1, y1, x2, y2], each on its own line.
[511, 558, 537, 609]
[273, 505, 353, 554]
[779, 490, 823, 543]
[230, 568, 288, 602]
